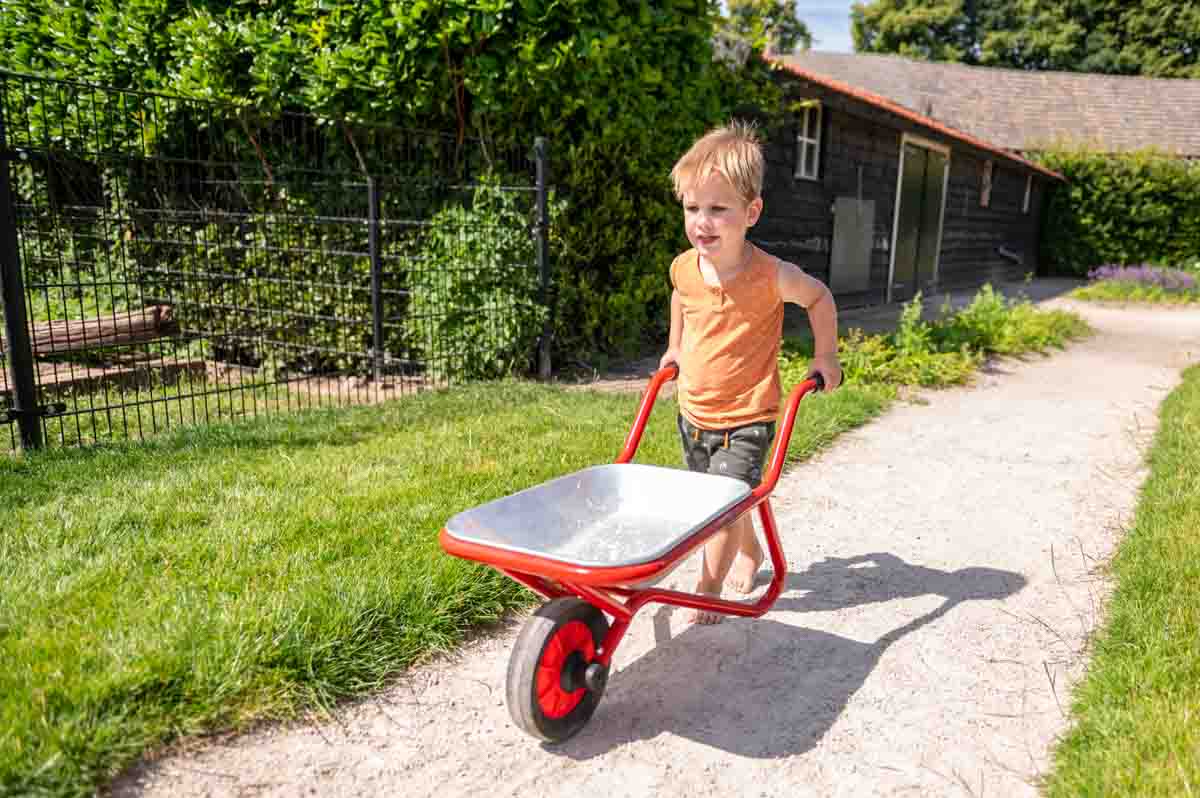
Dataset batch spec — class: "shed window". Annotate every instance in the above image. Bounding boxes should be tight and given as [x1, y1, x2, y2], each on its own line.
[980, 160, 994, 208]
[1022, 174, 1033, 214]
[794, 102, 822, 181]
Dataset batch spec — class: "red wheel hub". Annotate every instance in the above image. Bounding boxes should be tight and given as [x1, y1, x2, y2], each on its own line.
[535, 620, 596, 718]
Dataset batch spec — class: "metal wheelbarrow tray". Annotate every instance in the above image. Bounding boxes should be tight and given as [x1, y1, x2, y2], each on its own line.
[439, 366, 824, 742]
[444, 463, 751, 581]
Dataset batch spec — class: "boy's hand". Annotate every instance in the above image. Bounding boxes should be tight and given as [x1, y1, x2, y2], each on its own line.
[659, 348, 681, 371]
[807, 353, 842, 391]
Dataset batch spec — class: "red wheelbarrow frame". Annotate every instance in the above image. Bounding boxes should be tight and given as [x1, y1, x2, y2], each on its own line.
[439, 365, 823, 667]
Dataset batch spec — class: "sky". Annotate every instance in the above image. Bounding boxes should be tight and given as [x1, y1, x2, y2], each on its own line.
[800, 0, 855, 53]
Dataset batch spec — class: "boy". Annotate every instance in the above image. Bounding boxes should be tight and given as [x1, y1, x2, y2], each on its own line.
[660, 122, 842, 624]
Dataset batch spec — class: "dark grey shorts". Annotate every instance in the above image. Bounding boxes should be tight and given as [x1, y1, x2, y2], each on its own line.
[677, 414, 776, 488]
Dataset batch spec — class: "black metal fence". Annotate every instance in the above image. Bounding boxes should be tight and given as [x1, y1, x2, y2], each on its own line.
[0, 70, 551, 452]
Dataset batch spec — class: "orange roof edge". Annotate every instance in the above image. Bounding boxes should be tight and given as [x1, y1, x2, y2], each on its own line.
[767, 56, 1066, 182]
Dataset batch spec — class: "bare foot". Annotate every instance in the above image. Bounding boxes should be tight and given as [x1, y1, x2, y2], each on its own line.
[685, 588, 724, 625]
[727, 549, 764, 595]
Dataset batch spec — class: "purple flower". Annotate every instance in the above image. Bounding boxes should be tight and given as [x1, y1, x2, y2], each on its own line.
[1087, 264, 1197, 292]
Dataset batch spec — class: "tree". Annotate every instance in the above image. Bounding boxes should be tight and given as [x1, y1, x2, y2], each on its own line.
[722, 0, 813, 55]
[851, 0, 1200, 78]
[851, 0, 981, 63]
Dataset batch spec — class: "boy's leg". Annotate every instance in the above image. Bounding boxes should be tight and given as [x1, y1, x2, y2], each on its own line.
[678, 416, 775, 624]
[713, 421, 773, 596]
[728, 513, 765, 594]
[678, 414, 728, 624]
[693, 513, 757, 624]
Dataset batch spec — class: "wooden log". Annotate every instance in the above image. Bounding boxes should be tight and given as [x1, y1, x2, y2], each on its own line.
[0, 357, 207, 397]
[0, 305, 176, 357]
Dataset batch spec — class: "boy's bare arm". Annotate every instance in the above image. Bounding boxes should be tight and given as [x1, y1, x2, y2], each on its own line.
[659, 289, 683, 369]
[777, 260, 842, 389]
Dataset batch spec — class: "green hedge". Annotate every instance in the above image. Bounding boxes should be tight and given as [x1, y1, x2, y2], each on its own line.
[1035, 148, 1200, 276]
[0, 1, 785, 363]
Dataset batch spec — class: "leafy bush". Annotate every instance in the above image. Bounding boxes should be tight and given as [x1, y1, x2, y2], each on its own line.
[931, 284, 1010, 351]
[1034, 147, 1200, 277]
[931, 285, 1090, 355]
[781, 285, 1090, 388]
[408, 182, 559, 380]
[121, 213, 376, 374]
[0, 1, 785, 362]
[837, 327, 979, 387]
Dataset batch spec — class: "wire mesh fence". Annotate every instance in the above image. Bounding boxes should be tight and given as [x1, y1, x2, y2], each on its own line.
[0, 70, 549, 452]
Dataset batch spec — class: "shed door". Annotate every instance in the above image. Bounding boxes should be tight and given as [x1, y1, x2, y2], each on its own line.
[891, 142, 948, 302]
[829, 197, 875, 294]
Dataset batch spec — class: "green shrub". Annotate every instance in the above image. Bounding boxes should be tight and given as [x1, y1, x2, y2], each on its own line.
[932, 284, 1010, 350]
[1033, 147, 1200, 276]
[781, 286, 1090, 389]
[408, 182, 558, 380]
[893, 291, 935, 354]
[125, 213, 378, 374]
[0, 1, 786, 362]
[837, 327, 978, 387]
[933, 285, 1090, 355]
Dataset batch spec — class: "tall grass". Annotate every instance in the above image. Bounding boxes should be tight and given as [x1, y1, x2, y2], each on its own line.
[1045, 364, 1200, 795]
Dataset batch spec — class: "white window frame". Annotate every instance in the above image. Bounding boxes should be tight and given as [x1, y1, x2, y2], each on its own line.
[981, 160, 994, 208]
[794, 102, 822, 181]
[1022, 174, 1033, 214]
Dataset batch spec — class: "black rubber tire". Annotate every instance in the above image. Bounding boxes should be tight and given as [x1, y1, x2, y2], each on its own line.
[506, 597, 609, 742]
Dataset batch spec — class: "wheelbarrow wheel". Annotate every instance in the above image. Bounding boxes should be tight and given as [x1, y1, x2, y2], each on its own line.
[506, 597, 610, 742]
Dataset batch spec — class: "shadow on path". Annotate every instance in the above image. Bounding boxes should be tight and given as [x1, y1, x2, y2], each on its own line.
[555, 553, 1025, 760]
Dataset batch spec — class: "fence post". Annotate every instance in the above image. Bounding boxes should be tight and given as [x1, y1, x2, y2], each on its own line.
[368, 176, 383, 381]
[0, 97, 43, 450]
[534, 137, 552, 380]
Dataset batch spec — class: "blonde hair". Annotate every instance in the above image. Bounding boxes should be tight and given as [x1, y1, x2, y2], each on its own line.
[670, 121, 764, 204]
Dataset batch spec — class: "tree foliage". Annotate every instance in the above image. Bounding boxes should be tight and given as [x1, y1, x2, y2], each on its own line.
[0, 0, 785, 359]
[851, 0, 1200, 78]
[723, 0, 813, 55]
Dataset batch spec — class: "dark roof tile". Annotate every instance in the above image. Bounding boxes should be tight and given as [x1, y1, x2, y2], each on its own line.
[771, 57, 1065, 180]
[778, 52, 1200, 157]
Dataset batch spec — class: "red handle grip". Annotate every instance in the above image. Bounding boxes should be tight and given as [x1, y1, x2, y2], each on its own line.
[751, 376, 823, 498]
[614, 363, 678, 463]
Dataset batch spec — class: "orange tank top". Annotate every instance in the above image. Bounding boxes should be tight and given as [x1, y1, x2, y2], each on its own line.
[671, 245, 783, 429]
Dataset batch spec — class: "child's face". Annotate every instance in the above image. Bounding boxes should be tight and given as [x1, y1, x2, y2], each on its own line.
[681, 172, 762, 265]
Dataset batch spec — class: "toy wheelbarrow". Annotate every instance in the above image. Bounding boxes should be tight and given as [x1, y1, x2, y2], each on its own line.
[439, 365, 824, 742]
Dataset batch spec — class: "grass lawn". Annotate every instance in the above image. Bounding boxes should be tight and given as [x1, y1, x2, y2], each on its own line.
[0, 286, 1089, 797]
[1045, 363, 1200, 796]
[2, 370, 393, 455]
[0, 379, 890, 796]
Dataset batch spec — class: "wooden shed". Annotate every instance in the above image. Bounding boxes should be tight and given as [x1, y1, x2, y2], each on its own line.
[774, 52, 1200, 161]
[752, 57, 1065, 308]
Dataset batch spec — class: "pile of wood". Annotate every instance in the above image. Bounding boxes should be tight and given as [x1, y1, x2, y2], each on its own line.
[0, 357, 208, 396]
[1, 305, 176, 357]
[0, 304, 192, 395]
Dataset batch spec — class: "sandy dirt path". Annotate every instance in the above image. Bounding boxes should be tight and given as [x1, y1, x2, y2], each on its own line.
[114, 300, 1200, 798]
